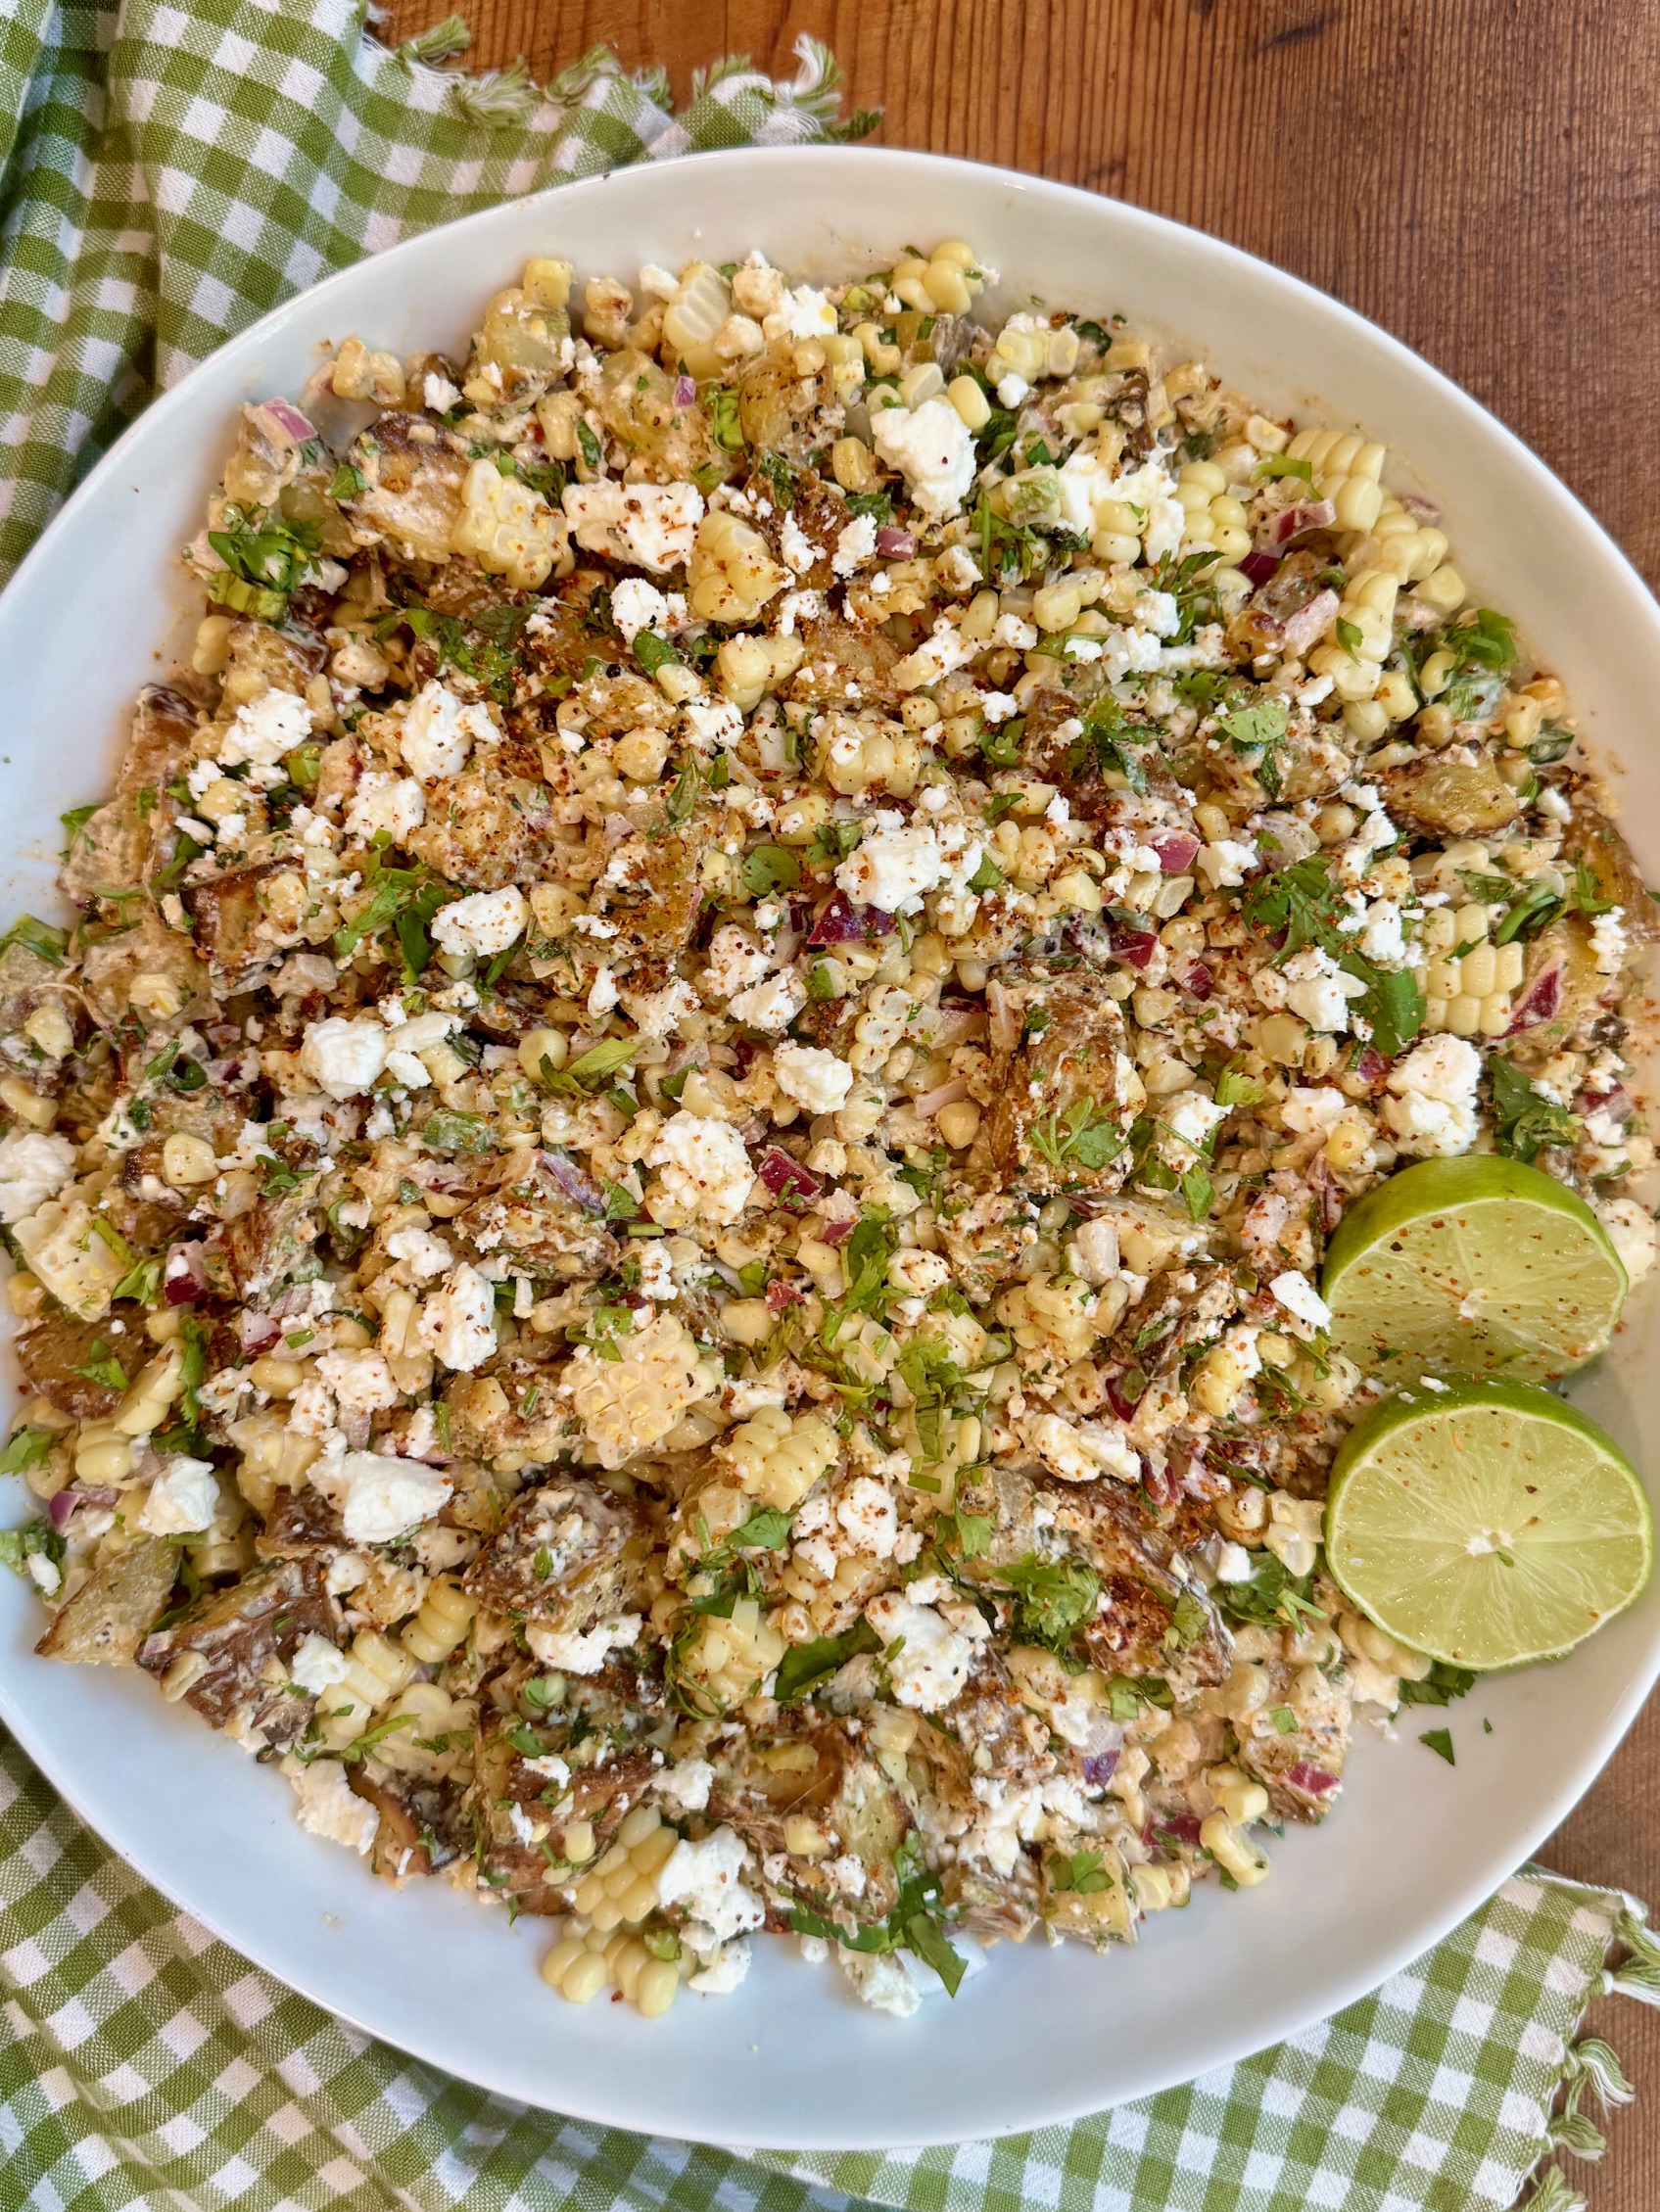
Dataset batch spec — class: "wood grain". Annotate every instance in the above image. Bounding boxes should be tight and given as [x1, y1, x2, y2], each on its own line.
[385, 3, 1660, 2197]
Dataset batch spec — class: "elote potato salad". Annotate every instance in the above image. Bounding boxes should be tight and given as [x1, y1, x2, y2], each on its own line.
[1, 234, 1656, 2024]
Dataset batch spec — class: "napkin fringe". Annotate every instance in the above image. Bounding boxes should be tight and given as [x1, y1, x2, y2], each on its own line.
[1516, 1893, 1653, 2212]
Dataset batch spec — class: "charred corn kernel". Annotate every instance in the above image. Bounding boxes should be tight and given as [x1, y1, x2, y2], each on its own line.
[618, 1875, 659, 1923]
[1324, 1120, 1371, 1171]
[618, 1805, 660, 1851]
[1446, 993, 1482, 1036]
[1209, 1765, 1270, 1824]
[75, 1432, 133, 1483]
[1200, 1812, 1271, 1886]
[573, 1873, 605, 1914]
[1460, 944, 1497, 997]
[1032, 581, 1083, 632]
[1417, 563, 1465, 613]
[637, 1958, 680, 2017]
[402, 1577, 476, 1664]
[1501, 691, 1545, 747]
[0, 1081, 57, 1130]
[947, 374, 990, 430]
[936, 1099, 981, 1149]
[248, 1354, 307, 1398]
[562, 1819, 594, 1863]
[1495, 942, 1525, 991]
[590, 1896, 625, 1935]
[897, 361, 944, 407]
[719, 1298, 773, 1346]
[1480, 992, 1512, 1035]
[1132, 1863, 1188, 1911]
[1416, 702, 1454, 745]
[161, 1132, 216, 1187]
[632, 1826, 679, 1875]
[1454, 902, 1490, 941]
[612, 1938, 651, 2000]
[561, 1952, 609, 2004]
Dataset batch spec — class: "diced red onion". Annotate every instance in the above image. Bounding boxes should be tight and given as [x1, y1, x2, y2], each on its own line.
[1081, 1750, 1120, 1787]
[1272, 499, 1338, 543]
[758, 1148, 821, 1203]
[1238, 549, 1280, 586]
[808, 890, 894, 945]
[819, 1213, 856, 1246]
[1399, 492, 1441, 525]
[1147, 828, 1201, 874]
[1108, 920, 1159, 970]
[263, 397, 315, 443]
[1353, 1046, 1389, 1089]
[1181, 960, 1213, 1001]
[47, 1488, 77, 1532]
[1142, 1461, 1181, 1509]
[540, 1148, 605, 1213]
[1145, 1812, 1203, 1849]
[1284, 1761, 1341, 1797]
[1507, 964, 1563, 1034]
[875, 526, 915, 558]
[673, 374, 695, 407]
[1104, 1371, 1146, 1423]
[765, 1279, 803, 1314]
[732, 1037, 760, 1080]
[239, 1309, 282, 1354]
[1578, 1083, 1632, 1123]
[913, 1075, 969, 1119]
[163, 1241, 209, 1306]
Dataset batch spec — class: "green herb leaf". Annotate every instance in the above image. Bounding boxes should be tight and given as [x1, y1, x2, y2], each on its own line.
[1251, 453, 1316, 487]
[1397, 1661, 1478, 1708]
[1419, 1727, 1455, 1765]
[740, 845, 801, 898]
[774, 1617, 881, 1704]
[0, 1427, 57, 1476]
[1489, 1055, 1579, 1163]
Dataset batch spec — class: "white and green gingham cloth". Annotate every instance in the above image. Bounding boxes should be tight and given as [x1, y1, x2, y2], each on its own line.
[0, 7, 1655, 2209]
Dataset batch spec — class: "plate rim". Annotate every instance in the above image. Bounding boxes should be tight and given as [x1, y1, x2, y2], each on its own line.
[2, 140, 1658, 2150]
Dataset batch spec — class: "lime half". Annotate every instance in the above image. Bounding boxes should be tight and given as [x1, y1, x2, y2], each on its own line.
[1325, 1380, 1651, 1669]
[1321, 1154, 1627, 1385]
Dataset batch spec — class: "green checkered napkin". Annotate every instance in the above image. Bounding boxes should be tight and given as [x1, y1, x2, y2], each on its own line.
[0, 8, 1655, 2209]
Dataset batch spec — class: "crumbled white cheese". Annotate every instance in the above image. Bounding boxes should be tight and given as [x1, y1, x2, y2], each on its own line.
[832, 514, 877, 577]
[313, 1448, 451, 1544]
[1596, 1198, 1657, 1286]
[384, 1224, 454, 1282]
[281, 1756, 380, 1855]
[314, 1348, 399, 1416]
[771, 1044, 854, 1114]
[299, 1014, 389, 1100]
[422, 370, 462, 412]
[1281, 945, 1367, 1034]
[835, 822, 944, 914]
[525, 1613, 641, 1674]
[561, 480, 703, 571]
[217, 688, 313, 784]
[655, 1825, 766, 1944]
[681, 697, 743, 753]
[289, 1632, 351, 1696]
[870, 398, 977, 519]
[761, 284, 838, 344]
[137, 1456, 220, 1534]
[1280, 1086, 1349, 1135]
[688, 1939, 751, 1995]
[344, 771, 424, 843]
[1067, 1216, 1119, 1284]
[864, 1588, 975, 1711]
[1383, 1034, 1482, 1157]
[1591, 908, 1628, 975]
[700, 923, 773, 1000]
[727, 968, 805, 1033]
[1269, 1269, 1334, 1339]
[0, 1128, 76, 1224]
[1357, 898, 1406, 967]
[417, 1262, 498, 1372]
[1023, 1412, 1140, 1484]
[1196, 839, 1257, 891]
[431, 884, 528, 960]
[658, 1756, 715, 1812]
[780, 511, 816, 573]
[400, 681, 496, 782]
[834, 1475, 899, 1559]
[609, 575, 671, 642]
[647, 1111, 755, 1226]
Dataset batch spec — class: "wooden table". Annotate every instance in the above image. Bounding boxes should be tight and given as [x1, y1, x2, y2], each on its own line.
[389, 5, 1660, 2198]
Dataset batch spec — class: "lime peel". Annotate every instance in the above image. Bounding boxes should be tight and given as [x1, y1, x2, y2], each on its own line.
[1321, 1154, 1627, 1386]
[1324, 1379, 1651, 1671]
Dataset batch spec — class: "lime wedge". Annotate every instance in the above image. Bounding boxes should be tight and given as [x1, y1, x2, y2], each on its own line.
[1321, 1154, 1627, 1385]
[1325, 1380, 1651, 1669]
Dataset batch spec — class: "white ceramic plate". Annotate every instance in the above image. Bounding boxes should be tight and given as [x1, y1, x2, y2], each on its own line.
[1, 147, 1657, 2151]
